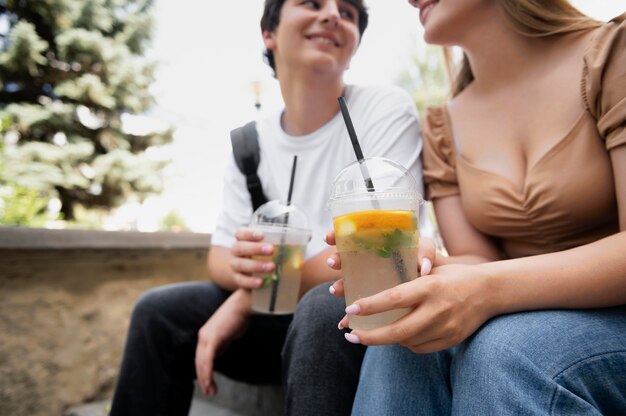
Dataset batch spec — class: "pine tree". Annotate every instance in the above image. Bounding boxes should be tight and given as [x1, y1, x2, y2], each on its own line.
[0, 0, 172, 221]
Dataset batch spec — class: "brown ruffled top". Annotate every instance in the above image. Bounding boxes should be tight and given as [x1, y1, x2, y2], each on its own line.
[423, 14, 625, 259]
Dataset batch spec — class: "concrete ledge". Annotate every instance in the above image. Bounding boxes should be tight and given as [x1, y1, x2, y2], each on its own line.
[0, 226, 211, 250]
[0, 227, 212, 416]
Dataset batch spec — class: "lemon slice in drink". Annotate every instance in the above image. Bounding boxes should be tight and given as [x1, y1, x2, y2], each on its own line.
[291, 253, 303, 270]
[335, 219, 357, 237]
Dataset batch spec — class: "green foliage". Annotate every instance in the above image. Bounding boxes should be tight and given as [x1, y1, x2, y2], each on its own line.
[0, 184, 52, 226]
[0, 140, 58, 226]
[0, 21, 49, 75]
[396, 45, 449, 118]
[0, 0, 172, 223]
[160, 209, 190, 232]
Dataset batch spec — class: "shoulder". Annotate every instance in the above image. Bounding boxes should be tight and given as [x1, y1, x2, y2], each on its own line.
[254, 110, 285, 147]
[582, 14, 626, 110]
[581, 14, 626, 149]
[422, 105, 457, 166]
[423, 105, 450, 141]
[345, 84, 418, 118]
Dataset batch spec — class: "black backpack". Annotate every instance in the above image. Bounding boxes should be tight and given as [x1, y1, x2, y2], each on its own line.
[230, 121, 269, 211]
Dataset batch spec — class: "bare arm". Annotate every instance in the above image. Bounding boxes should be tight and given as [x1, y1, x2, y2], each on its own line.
[195, 289, 252, 396]
[432, 195, 502, 265]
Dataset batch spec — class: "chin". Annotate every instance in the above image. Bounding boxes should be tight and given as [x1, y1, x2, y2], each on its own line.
[422, 20, 456, 46]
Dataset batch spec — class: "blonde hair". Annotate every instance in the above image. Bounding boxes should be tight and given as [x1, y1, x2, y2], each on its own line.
[444, 0, 602, 97]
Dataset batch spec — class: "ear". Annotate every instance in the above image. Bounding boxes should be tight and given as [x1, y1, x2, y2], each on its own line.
[262, 30, 276, 50]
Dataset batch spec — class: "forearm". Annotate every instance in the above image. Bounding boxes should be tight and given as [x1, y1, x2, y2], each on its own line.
[435, 253, 496, 267]
[481, 231, 626, 315]
[207, 246, 237, 291]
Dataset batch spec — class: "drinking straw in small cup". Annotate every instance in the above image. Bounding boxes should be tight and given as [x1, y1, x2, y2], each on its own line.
[269, 155, 298, 312]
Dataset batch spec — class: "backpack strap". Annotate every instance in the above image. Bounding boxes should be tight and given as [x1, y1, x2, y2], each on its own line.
[230, 121, 268, 211]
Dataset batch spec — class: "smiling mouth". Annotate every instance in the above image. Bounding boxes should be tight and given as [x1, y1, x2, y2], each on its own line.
[307, 35, 339, 47]
[419, 0, 438, 23]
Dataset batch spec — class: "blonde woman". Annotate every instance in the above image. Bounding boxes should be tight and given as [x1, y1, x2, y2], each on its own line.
[326, 0, 626, 413]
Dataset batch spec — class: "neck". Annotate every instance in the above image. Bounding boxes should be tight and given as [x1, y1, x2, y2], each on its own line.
[460, 10, 558, 94]
[277, 68, 345, 136]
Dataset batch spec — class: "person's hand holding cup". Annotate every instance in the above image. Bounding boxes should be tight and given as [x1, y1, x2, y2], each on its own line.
[248, 200, 310, 314]
[327, 157, 430, 330]
[229, 226, 276, 290]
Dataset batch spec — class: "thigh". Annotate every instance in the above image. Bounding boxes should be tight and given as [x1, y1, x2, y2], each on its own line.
[131, 281, 230, 344]
[215, 312, 292, 384]
[283, 283, 366, 416]
[352, 345, 452, 416]
[452, 306, 626, 415]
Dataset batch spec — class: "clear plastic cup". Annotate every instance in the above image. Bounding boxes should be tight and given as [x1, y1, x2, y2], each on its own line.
[249, 200, 311, 314]
[328, 157, 424, 330]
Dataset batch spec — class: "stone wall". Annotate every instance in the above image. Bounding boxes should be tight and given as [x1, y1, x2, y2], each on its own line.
[0, 227, 211, 416]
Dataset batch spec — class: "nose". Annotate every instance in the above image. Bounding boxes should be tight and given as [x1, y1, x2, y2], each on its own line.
[320, 1, 340, 28]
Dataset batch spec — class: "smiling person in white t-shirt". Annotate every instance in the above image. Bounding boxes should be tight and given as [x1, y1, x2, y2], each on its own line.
[110, 1, 434, 415]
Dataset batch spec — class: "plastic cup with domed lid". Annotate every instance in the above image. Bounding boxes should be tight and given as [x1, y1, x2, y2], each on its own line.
[249, 200, 311, 314]
[327, 157, 424, 330]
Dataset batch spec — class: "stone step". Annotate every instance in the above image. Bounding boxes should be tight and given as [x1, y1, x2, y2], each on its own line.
[65, 374, 283, 416]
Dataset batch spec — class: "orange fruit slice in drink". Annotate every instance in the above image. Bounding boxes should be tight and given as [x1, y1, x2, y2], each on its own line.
[334, 210, 415, 237]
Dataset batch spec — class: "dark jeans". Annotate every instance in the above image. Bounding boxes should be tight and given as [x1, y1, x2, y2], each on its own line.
[109, 281, 365, 416]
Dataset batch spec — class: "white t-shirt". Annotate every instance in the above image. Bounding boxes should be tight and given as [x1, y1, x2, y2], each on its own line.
[212, 84, 430, 259]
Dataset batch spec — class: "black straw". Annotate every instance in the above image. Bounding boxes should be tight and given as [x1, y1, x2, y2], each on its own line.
[269, 155, 298, 312]
[337, 97, 406, 282]
[338, 97, 375, 192]
[286, 155, 298, 205]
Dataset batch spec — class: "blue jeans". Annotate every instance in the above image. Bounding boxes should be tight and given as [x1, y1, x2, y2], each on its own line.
[352, 307, 626, 415]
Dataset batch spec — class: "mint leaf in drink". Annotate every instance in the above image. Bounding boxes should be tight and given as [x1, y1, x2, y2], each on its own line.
[383, 229, 414, 251]
[261, 273, 278, 287]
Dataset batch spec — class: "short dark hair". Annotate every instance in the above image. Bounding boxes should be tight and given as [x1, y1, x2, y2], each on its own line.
[260, 0, 369, 77]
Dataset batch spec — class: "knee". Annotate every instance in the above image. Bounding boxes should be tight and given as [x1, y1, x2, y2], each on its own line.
[456, 311, 560, 380]
[291, 283, 344, 331]
[129, 287, 167, 328]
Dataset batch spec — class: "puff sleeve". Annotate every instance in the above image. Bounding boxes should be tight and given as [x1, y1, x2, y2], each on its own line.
[422, 106, 460, 200]
[582, 13, 626, 151]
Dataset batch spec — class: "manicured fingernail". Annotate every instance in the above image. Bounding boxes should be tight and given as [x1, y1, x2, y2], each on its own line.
[421, 257, 432, 276]
[263, 263, 273, 272]
[323, 234, 327, 243]
[329, 284, 336, 295]
[345, 304, 360, 315]
[338, 320, 344, 330]
[262, 244, 273, 254]
[345, 332, 361, 344]
[326, 257, 335, 267]
[253, 230, 262, 239]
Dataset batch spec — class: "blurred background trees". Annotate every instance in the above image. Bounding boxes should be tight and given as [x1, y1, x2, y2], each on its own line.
[0, 0, 172, 226]
[397, 45, 450, 118]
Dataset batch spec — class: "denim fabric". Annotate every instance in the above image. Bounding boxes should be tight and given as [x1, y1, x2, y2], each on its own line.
[352, 307, 626, 416]
[109, 281, 365, 416]
[283, 283, 367, 415]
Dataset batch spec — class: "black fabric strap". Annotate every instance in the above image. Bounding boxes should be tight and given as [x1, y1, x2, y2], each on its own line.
[230, 121, 269, 211]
